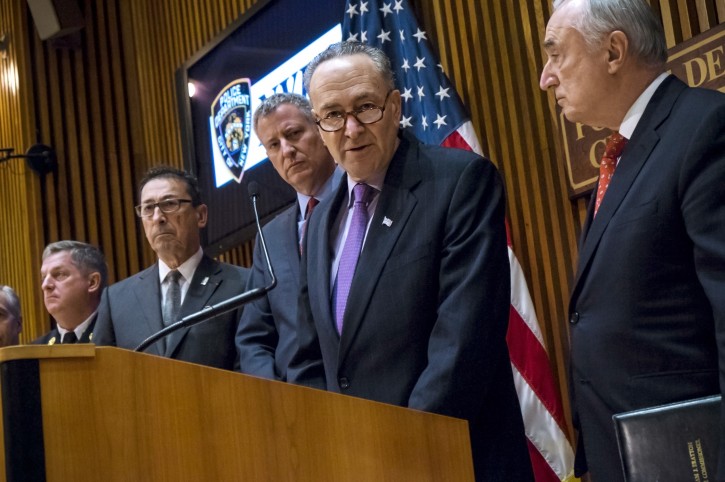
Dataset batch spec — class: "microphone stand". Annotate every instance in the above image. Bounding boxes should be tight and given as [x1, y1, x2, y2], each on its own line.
[134, 181, 276, 353]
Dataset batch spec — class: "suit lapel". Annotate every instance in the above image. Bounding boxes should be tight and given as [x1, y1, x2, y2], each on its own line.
[573, 76, 686, 296]
[338, 137, 420, 361]
[164, 256, 223, 357]
[83, 316, 97, 343]
[307, 180, 346, 344]
[280, 204, 301, 283]
[133, 265, 165, 356]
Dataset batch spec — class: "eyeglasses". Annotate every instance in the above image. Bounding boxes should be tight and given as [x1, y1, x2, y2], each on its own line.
[135, 199, 193, 218]
[315, 91, 392, 132]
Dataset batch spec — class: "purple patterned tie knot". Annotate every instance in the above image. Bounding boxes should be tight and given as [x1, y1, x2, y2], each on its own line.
[335, 183, 374, 333]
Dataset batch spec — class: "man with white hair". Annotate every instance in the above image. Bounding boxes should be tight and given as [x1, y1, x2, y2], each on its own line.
[540, 1, 725, 480]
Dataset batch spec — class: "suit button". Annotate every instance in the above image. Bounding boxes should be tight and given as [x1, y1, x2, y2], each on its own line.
[338, 377, 350, 389]
[569, 312, 579, 324]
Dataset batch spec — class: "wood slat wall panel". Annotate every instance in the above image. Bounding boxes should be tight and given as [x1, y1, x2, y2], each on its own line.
[122, 0, 257, 268]
[0, 0, 46, 342]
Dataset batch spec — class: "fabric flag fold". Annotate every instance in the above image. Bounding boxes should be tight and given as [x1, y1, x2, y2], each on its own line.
[342, 1, 576, 480]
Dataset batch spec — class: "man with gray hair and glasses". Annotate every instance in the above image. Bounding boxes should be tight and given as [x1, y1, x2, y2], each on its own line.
[94, 166, 249, 370]
[288, 41, 532, 482]
[0, 285, 22, 346]
[34, 240, 107, 344]
[540, 0, 725, 480]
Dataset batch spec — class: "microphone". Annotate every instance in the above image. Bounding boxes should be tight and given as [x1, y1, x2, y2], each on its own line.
[134, 181, 277, 353]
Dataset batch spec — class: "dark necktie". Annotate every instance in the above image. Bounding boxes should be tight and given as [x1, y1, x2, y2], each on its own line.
[163, 270, 182, 326]
[335, 183, 374, 334]
[594, 132, 627, 217]
[62, 331, 78, 344]
[300, 197, 320, 254]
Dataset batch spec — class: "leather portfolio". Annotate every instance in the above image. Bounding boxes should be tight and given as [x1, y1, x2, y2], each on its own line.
[613, 394, 721, 482]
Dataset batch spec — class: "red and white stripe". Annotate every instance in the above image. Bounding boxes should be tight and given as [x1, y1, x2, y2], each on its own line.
[444, 123, 576, 482]
[507, 242, 577, 482]
[442, 121, 483, 154]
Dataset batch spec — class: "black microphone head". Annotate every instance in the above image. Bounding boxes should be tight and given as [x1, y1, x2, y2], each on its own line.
[247, 181, 260, 200]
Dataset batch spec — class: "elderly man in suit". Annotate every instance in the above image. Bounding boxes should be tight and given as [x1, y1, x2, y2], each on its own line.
[540, 0, 725, 480]
[288, 41, 533, 481]
[35, 240, 107, 344]
[94, 166, 249, 370]
[236, 93, 341, 381]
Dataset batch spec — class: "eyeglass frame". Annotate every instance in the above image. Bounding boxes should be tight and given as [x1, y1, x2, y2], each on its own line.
[134, 198, 193, 218]
[314, 90, 393, 133]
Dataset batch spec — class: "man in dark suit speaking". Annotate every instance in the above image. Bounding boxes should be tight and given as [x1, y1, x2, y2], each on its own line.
[540, 0, 725, 480]
[288, 41, 532, 482]
[94, 167, 249, 370]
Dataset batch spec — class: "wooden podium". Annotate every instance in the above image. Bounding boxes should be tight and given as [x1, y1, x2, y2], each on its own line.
[0, 346, 474, 481]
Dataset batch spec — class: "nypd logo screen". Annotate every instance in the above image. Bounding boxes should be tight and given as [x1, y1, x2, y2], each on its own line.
[208, 24, 341, 188]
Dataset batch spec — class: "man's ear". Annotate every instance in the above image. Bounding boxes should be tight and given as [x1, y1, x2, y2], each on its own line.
[607, 30, 628, 74]
[196, 204, 208, 228]
[312, 109, 327, 144]
[87, 272, 102, 293]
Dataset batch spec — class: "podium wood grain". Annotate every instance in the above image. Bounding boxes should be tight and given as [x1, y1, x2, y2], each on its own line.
[0, 346, 474, 481]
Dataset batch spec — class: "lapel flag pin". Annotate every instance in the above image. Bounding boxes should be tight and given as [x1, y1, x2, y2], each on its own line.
[383, 216, 393, 227]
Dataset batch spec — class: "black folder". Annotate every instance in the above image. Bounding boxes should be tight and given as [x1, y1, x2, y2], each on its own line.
[613, 394, 721, 482]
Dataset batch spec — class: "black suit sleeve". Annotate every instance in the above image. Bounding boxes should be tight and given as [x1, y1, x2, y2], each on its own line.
[286, 231, 326, 390]
[92, 287, 116, 346]
[680, 103, 725, 479]
[235, 233, 280, 380]
[408, 157, 511, 420]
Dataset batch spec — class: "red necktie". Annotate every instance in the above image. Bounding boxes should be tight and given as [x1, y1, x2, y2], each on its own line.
[594, 132, 627, 217]
[300, 197, 320, 254]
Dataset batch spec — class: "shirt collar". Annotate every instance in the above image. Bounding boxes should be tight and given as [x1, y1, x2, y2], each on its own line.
[297, 166, 345, 219]
[158, 247, 203, 283]
[56, 309, 97, 338]
[619, 72, 669, 139]
[345, 169, 386, 208]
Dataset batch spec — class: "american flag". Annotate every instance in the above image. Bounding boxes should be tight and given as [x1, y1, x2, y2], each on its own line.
[343, 1, 577, 481]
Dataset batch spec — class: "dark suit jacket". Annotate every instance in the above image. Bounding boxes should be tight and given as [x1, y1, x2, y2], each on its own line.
[568, 76, 725, 482]
[289, 134, 533, 481]
[93, 255, 249, 371]
[236, 203, 301, 380]
[32, 318, 96, 345]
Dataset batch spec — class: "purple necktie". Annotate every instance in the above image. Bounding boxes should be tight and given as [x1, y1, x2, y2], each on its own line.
[335, 183, 374, 333]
